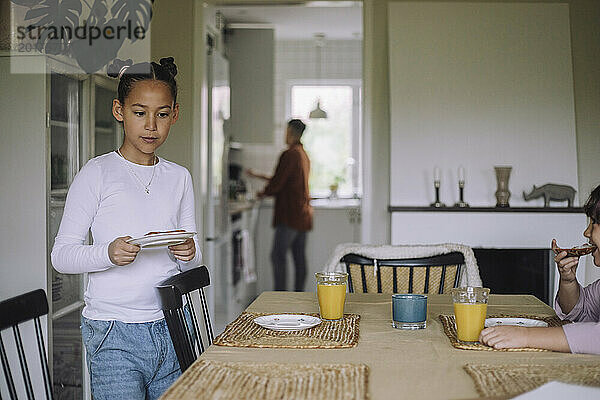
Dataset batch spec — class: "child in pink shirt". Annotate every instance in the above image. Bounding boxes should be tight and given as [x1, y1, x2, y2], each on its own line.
[480, 184, 600, 354]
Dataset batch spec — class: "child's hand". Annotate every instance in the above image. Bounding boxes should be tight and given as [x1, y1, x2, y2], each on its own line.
[169, 238, 196, 262]
[479, 326, 529, 349]
[108, 236, 140, 266]
[552, 239, 579, 284]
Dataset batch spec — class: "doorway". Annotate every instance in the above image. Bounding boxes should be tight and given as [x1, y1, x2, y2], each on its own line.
[204, 2, 364, 298]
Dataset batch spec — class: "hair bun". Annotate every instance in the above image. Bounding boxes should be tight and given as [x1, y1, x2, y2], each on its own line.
[159, 57, 178, 77]
[107, 58, 133, 78]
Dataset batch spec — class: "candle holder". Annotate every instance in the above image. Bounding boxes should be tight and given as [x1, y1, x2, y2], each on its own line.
[430, 180, 446, 208]
[454, 180, 469, 208]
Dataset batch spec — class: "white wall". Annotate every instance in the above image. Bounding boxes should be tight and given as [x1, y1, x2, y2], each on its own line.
[0, 54, 49, 399]
[152, 0, 207, 274]
[151, 0, 196, 173]
[361, 0, 600, 247]
[0, 56, 47, 300]
[361, 0, 391, 245]
[388, 2, 578, 207]
[384, 2, 599, 288]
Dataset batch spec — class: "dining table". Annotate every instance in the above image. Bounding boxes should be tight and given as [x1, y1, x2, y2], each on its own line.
[161, 291, 600, 399]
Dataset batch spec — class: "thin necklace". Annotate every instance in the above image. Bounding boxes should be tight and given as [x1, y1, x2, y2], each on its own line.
[116, 149, 157, 195]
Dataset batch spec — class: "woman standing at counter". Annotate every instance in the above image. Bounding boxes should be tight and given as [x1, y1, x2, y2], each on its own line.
[247, 119, 313, 292]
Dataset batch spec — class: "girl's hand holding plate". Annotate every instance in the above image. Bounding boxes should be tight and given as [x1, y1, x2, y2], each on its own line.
[169, 238, 195, 261]
[109, 236, 141, 266]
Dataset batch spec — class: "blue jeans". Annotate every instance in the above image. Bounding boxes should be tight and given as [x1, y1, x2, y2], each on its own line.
[81, 316, 181, 400]
[271, 224, 307, 291]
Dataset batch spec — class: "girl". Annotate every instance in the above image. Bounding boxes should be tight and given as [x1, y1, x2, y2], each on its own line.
[51, 57, 200, 399]
[479, 184, 600, 354]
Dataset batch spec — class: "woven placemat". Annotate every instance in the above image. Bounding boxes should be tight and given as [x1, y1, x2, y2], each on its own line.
[213, 312, 360, 348]
[160, 360, 370, 400]
[464, 363, 600, 397]
[439, 314, 568, 351]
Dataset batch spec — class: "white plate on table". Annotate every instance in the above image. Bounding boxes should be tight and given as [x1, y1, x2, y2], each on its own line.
[127, 231, 196, 248]
[484, 317, 548, 328]
[253, 314, 321, 331]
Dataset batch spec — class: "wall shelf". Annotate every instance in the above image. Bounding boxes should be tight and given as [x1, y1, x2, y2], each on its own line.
[388, 206, 583, 213]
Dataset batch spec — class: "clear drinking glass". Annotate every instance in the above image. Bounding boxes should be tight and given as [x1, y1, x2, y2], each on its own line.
[315, 272, 348, 320]
[392, 294, 428, 329]
[451, 287, 490, 343]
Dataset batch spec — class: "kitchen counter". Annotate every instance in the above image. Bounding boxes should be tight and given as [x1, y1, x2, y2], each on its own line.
[254, 198, 362, 293]
[255, 197, 361, 210]
[228, 200, 257, 215]
[310, 198, 360, 209]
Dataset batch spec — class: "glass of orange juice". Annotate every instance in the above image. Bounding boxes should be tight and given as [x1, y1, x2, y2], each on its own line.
[451, 287, 490, 343]
[315, 272, 348, 320]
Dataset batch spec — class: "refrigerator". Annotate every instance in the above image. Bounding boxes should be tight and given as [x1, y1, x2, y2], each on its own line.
[204, 49, 231, 334]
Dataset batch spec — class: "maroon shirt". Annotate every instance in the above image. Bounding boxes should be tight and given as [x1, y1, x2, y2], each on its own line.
[263, 144, 313, 231]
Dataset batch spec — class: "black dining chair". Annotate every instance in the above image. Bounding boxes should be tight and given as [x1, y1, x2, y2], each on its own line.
[341, 252, 464, 294]
[0, 289, 54, 400]
[156, 265, 214, 373]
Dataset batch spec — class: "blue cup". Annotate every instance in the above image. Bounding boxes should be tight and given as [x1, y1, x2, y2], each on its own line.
[392, 294, 427, 329]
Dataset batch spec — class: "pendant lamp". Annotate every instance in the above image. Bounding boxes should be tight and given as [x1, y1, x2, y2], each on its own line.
[309, 33, 327, 119]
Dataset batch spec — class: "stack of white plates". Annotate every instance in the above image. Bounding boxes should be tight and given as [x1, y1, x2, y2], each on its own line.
[253, 314, 321, 331]
[127, 231, 196, 248]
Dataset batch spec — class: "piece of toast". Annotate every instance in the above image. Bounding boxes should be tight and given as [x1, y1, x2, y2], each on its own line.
[552, 242, 596, 257]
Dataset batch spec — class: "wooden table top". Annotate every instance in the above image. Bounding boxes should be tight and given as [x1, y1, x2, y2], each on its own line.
[171, 292, 599, 399]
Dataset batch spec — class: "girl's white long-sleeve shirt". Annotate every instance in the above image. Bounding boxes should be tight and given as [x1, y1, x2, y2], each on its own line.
[51, 152, 201, 323]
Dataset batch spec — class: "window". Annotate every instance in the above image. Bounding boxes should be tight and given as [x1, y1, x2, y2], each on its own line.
[290, 82, 361, 198]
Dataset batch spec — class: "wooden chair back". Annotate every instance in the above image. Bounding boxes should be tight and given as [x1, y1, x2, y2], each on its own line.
[156, 266, 213, 372]
[341, 252, 464, 294]
[0, 289, 53, 400]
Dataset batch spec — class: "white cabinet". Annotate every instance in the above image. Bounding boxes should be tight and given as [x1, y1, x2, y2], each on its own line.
[212, 207, 259, 334]
[306, 205, 361, 292]
[255, 200, 361, 294]
[228, 28, 274, 143]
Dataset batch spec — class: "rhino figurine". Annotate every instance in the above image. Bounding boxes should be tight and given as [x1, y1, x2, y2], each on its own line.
[523, 184, 576, 207]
